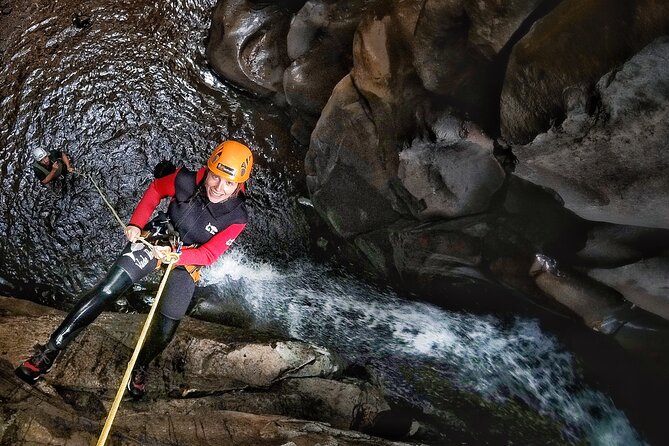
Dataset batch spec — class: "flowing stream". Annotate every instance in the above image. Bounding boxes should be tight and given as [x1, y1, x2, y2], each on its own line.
[203, 249, 646, 445]
[0, 0, 659, 444]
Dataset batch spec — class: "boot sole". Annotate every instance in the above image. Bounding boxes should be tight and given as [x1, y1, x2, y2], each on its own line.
[14, 366, 44, 385]
[126, 383, 145, 400]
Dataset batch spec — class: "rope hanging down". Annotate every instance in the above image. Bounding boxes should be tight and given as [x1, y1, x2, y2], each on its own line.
[74, 169, 154, 250]
[96, 250, 181, 446]
[71, 169, 181, 445]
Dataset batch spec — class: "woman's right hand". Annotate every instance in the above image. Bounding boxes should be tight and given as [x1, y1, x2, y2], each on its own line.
[124, 225, 141, 242]
[151, 245, 172, 261]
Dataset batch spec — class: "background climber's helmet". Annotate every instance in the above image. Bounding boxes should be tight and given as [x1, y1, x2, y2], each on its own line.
[207, 140, 253, 183]
[32, 148, 48, 162]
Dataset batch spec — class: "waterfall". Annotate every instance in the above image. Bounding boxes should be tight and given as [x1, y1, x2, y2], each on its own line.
[203, 248, 646, 445]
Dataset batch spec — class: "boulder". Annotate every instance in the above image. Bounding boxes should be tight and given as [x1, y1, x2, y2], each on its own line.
[571, 222, 669, 335]
[398, 133, 505, 219]
[409, 0, 543, 123]
[207, 0, 292, 96]
[351, 13, 424, 145]
[353, 224, 403, 279]
[512, 37, 669, 229]
[284, 0, 369, 116]
[529, 254, 669, 360]
[276, 377, 394, 433]
[586, 256, 669, 321]
[390, 218, 486, 281]
[529, 254, 629, 333]
[574, 224, 669, 268]
[464, 0, 544, 58]
[284, 45, 351, 116]
[411, 0, 486, 95]
[306, 75, 401, 238]
[500, 0, 669, 143]
[386, 217, 535, 314]
[0, 296, 416, 445]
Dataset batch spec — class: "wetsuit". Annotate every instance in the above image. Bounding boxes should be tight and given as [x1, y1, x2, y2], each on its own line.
[32, 150, 67, 183]
[47, 167, 247, 367]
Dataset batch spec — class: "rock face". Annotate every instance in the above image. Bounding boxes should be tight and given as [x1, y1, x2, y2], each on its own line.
[284, 1, 370, 117]
[513, 37, 669, 229]
[500, 0, 669, 144]
[0, 296, 417, 445]
[205, 0, 669, 361]
[0, 296, 571, 445]
[207, 0, 293, 98]
[586, 257, 669, 321]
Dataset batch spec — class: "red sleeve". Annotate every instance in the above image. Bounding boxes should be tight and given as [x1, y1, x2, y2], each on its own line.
[176, 223, 246, 266]
[128, 169, 179, 228]
[195, 167, 207, 183]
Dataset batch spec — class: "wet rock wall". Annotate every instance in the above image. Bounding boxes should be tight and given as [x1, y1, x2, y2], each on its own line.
[206, 0, 669, 359]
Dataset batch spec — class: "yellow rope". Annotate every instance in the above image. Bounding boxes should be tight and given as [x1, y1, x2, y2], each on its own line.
[71, 169, 181, 444]
[75, 169, 153, 249]
[96, 251, 181, 446]
[80, 171, 127, 231]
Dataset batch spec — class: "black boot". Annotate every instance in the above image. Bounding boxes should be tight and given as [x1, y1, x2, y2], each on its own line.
[126, 366, 147, 400]
[16, 265, 133, 385]
[15, 341, 60, 384]
[126, 313, 181, 400]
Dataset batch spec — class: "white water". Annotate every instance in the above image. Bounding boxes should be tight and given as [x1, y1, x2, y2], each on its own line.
[202, 248, 646, 445]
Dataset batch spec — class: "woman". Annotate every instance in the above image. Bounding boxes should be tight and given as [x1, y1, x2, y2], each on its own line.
[16, 140, 253, 399]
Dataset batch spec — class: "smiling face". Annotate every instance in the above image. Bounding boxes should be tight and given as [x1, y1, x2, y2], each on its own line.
[205, 170, 239, 203]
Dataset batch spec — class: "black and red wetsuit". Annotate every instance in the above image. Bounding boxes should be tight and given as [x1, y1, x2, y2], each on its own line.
[128, 166, 247, 267]
[113, 166, 248, 318]
[47, 166, 248, 368]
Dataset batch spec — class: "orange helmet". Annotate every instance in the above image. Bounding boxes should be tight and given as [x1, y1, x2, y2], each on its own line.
[207, 140, 253, 183]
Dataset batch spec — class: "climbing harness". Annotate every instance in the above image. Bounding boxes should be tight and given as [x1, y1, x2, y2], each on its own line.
[96, 248, 181, 446]
[67, 169, 183, 444]
[74, 169, 203, 285]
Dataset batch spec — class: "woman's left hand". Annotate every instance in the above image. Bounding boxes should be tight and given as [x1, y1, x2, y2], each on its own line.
[151, 245, 172, 261]
[124, 225, 141, 242]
